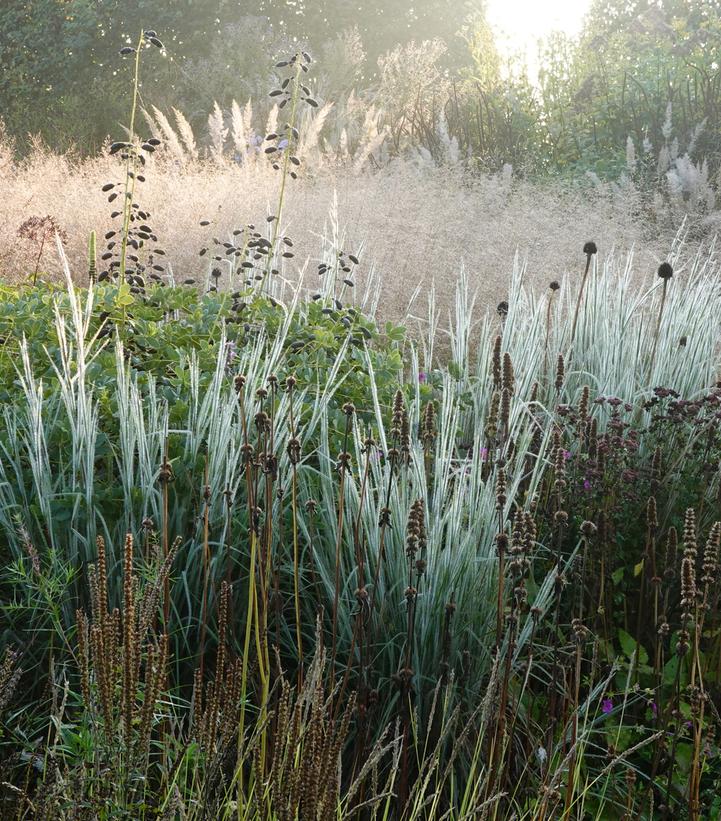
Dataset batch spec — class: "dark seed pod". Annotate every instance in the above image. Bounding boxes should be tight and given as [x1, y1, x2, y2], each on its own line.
[111, 211, 121, 218]
[343, 279, 354, 287]
[141, 143, 155, 152]
[109, 142, 128, 155]
[549, 280, 560, 291]
[104, 231, 116, 240]
[305, 98, 319, 107]
[108, 193, 118, 202]
[183, 278, 195, 285]
[143, 29, 158, 38]
[119, 47, 136, 55]
[657, 262, 674, 279]
[583, 241, 597, 255]
[348, 254, 359, 264]
[269, 89, 283, 97]
[148, 37, 164, 48]
[102, 183, 115, 192]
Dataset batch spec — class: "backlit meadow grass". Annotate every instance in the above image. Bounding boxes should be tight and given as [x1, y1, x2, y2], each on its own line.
[1, 26, 721, 821]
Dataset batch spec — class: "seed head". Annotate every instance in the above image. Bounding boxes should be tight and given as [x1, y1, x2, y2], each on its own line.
[502, 352, 515, 395]
[492, 335, 502, 390]
[555, 354, 565, 393]
[657, 262, 674, 280]
[701, 522, 720, 588]
[583, 241, 597, 256]
[421, 402, 436, 449]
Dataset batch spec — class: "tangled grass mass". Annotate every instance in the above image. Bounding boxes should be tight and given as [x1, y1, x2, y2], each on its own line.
[1, 15, 721, 821]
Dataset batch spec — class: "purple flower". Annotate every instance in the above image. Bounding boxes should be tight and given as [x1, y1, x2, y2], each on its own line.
[278, 138, 289, 150]
[563, 450, 571, 461]
[583, 479, 591, 491]
[602, 698, 613, 715]
[480, 447, 489, 460]
[651, 702, 658, 716]
[418, 371, 427, 384]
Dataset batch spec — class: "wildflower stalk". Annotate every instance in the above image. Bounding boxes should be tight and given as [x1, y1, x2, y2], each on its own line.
[286, 376, 304, 686]
[649, 263, 673, 379]
[570, 242, 597, 347]
[262, 55, 304, 294]
[119, 32, 144, 286]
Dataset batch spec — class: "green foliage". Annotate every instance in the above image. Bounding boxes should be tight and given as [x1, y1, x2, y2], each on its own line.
[0, 281, 401, 428]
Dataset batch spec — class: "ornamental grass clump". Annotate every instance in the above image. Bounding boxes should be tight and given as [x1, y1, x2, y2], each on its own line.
[1, 229, 721, 816]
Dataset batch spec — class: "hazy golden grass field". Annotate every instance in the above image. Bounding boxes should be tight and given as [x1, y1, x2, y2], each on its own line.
[1, 138, 715, 323]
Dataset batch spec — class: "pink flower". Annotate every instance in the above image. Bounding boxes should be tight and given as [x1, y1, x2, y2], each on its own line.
[480, 447, 489, 459]
[583, 479, 591, 491]
[563, 450, 571, 460]
[419, 371, 427, 384]
[602, 698, 613, 714]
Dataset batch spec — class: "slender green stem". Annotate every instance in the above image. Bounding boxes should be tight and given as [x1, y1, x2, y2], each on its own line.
[119, 32, 144, 286]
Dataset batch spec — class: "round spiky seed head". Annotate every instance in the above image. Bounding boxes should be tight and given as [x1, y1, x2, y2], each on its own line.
[583, 241, 597, 255]
[549, 280, 560, 291]
[581, 520, 597, 537]
[657, 262, 674, 279]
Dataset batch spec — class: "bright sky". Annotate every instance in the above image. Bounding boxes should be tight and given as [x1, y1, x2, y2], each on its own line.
[486, 0, 592, 69]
